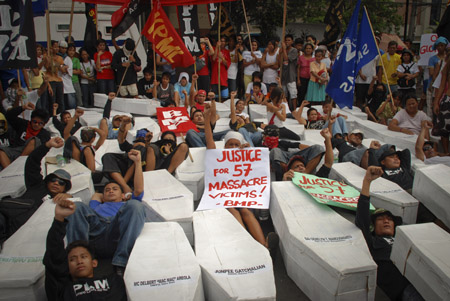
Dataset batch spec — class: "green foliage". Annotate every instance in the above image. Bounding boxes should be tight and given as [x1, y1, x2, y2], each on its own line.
[226, 0, 403, 44]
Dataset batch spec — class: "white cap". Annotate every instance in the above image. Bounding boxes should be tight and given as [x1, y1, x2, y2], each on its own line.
[224, 131, 245, 146]
[59, 40, 68, 48]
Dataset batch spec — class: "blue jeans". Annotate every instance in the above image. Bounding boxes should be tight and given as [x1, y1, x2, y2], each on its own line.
[238, 128, 262, 147]
[342, 143, 393, 165]
[324, 116, 348, 137]
[185, 129, 228, 147]
[64, 93, 77, 110]
[66, 200, 146, 267]
[97, 79, 115, 95]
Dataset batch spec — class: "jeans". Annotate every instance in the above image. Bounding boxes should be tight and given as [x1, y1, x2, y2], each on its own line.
[185, 129, 228, 147]
[97, 79, 115, 95]
[342, 143, 393, 165]
[81, 83, 96, 107]
[238, 128, 262, 147]
[73, 81, 83, 106]
[66, 200, 146, 267]
[324, 116, 348, 137]
[64, 93, 77, 110]
[49, 81, 64, 113]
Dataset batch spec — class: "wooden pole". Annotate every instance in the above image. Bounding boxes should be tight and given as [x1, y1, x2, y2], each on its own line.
[363, 6, 394, 105]
[95, 4, 99, 40]
[116, 33, 144, 96]
[68, 0, 75, 44]
[217, 3, 222, 103]
[279, 0, 287, 76]
[241, 0, 252, 55]
[17, 70, 25, 118]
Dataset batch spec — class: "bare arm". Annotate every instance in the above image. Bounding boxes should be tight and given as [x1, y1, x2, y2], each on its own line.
[321, 128, 334, 168]
[229, 91, 237, 124]
[388, 118, 414, 135]
[204, 106, 216, 150]
[129, 150, 144, 196]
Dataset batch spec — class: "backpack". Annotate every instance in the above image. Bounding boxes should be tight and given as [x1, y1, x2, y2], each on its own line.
[397, 63, 415, 88]
[0, 198, 38, 242]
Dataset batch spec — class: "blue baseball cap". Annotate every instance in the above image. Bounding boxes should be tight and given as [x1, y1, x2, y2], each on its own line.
[432, 36, 449, 50]
[136, 128, 149, 139]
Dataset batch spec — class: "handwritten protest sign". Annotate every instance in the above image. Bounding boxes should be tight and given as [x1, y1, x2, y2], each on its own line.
[292, 172, 375, 212]
[197, 148, 270, 210]
[418, 33, 438, 66]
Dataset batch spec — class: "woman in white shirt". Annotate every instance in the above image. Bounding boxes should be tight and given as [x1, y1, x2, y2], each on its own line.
[242, 39, 262, 91]
[261, 40, 279, 85]
[79, 48, 96, 107]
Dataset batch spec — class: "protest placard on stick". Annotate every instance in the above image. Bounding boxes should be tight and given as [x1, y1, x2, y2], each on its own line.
[197, 148, 270, 211]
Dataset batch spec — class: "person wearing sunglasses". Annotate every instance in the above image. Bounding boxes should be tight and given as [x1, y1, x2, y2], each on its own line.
[1, 101, 50, 169]
[415, 120, 450, 167]
[0, 137, 72, 240]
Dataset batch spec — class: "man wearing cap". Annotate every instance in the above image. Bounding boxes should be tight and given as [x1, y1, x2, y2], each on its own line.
[0, 137, 73, 239]
[415, 120, 450, 166]
[282, 128, 333, 181]
[57, 40, 76, 110]
[112, 38, 141, 97]
[356, 166, 423, 300]
[377, 40, 402, 93]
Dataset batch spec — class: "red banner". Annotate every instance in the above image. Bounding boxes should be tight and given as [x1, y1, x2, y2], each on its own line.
[142, 5, 195, 68]
[156, 107, 198, 134]
[75, 0, 234, 6]
[75, 0, 126, 5]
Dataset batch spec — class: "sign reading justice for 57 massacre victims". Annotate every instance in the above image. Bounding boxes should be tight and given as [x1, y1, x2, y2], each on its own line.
[197, 148, 270, 211]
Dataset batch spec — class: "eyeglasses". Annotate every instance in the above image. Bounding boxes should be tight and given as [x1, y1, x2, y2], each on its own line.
[423, 145, 433, 151]
[49, 177, 66, 186]
[31, 120, 45, 126]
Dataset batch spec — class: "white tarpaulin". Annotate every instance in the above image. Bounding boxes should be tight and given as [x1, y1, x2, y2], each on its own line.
[197, 148, 270, 211]
[124, 222, 204, 301]
[391, 223, 450, 300]
[193, 209, 276, 300]
[94, 93, 161, 116]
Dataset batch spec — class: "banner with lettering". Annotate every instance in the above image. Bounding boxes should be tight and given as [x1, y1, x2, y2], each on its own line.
[0, 0, 37, 69]
[417, 34, 438, 66]
[209, 5, 235, 38]
[142, 4, 195, 68]
[206, 3, 217, 26]
[197, 148, 270, 211]
[176, 5, 202, 56]
[156, 107, 198, 133]
[292, 173, 375, 212]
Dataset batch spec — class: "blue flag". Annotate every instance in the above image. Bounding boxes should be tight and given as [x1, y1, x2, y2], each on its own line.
[326, 0, 361, 109]
[356, 9, 378, 74]
[32, 0, 47, 17]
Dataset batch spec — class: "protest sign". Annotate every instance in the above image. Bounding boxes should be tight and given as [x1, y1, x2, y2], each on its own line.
[176, 5, 202, 56]
[197, 148, 270, 210]
[156, 107, 198, 134]
[292, 172, 375, 212]
[418, 33, 438, 66]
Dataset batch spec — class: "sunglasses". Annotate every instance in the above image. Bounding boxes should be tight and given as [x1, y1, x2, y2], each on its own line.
[49, 177, 66, 186]
[423, 145, 433, 151]
[31, 120, 45, 126]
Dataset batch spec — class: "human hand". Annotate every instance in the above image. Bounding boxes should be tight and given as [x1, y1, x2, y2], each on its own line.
[129, 55, 136, 63]
[230, 91, 237, 99]
[53, 193, 73, 203]
[108, 92, 116, 100]
[192, 73, 199, 81]
[364, 166, 383, 183]
[282, 170, 295, 181]
[22, 102, 35, 111]
[320, 128, 332, 139]
[54, 199, 76, 222]
[421, 120, 432, 129]
[369, 140, 381, 149]
[300, 100, 309, 107]
[128, 149, 141, 163]
[53, 103, 58, 112]
[75, 108, 84, 118]
[46, 137, 64, 148]
[401, 128, 414, 135]
[122, 62, 130, 68]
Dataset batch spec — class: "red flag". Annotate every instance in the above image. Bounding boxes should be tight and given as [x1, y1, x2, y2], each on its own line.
[157, 107, 198, 134]
[111, 0, 130, 27]
[158, 0, 233, 5]
[75, 0, 126, 5]
[142, 5, 195, 68]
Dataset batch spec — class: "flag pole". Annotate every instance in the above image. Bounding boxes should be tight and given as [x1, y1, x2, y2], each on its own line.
[279, 0, 287, 75]
[217, 3, 222, 103]
[363, 6, 394, 105]
[95, 4, 99, 40]
[115, 33, 144, 96]
[17, 70, 25, 118]
[241, 0, 252, 56]
[68, 0, 75, 43]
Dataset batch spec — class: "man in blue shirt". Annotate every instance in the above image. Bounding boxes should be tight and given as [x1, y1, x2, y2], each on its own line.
[61, 149, 145, 276]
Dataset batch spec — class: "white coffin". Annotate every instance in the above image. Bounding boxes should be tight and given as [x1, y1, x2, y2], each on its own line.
[390, 223, 450, 301]
[413, 164, 450, 228]
[0, 156, 27, 199]
[175, 147, 206, 201]
[94, 93, 161, 116]
[270, 181, 377, 301]
[142, 170, 194, 244]
[329, 162, 419, 224]
[248, 104, 268, 120]
[94, 139, 124, 171]
[283, 120, 305, 141]
[0, 197, 79, 301]
[215, 101, 231, 119]
[213, 117, 231, 133]
[124, 222, 204, 301]
[193, 209, 276, 300]
[46, 159, 95, 204]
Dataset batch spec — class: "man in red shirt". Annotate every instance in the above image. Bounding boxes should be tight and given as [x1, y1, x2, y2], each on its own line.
[94, 39, 115, 95]
[210, 39, 230, 101]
